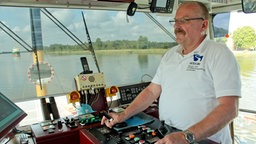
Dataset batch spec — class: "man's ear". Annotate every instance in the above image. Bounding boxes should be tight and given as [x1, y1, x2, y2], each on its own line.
[202, 20, 208, 30]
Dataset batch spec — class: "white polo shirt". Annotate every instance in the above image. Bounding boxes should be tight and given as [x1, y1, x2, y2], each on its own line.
[152, 38, 241, 143]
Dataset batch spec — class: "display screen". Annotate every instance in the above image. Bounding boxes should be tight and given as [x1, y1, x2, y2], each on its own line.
[156, 0, 166, 7]
[0, 92, 27, 140]
[150, 0, 175, 13]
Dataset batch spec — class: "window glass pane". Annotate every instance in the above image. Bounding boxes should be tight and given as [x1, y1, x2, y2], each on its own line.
[212, 12, 230, 38]
[213, 12, 256, 143]
[0, 7, 175, 102]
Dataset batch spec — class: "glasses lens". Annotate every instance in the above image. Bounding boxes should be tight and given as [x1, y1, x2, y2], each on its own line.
[169, 19, 175, 25]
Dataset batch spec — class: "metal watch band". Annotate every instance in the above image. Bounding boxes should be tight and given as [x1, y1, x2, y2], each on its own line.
[184, 130, 195, 144]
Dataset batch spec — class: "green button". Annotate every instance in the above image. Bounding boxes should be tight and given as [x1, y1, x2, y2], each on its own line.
[134, 137, 140, 142]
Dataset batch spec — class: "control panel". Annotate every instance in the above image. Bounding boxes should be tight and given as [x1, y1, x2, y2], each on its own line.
[86, 114, 180, 144]
[74, 72, 106, 91]
[87, 118, 216, 144]
[118, 82, 150, 105]
[88, 124, 160, 144]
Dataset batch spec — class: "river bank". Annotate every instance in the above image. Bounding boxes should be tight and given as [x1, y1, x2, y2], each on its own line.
[46, 48, 256, 56]
[46, 48, 169, 55]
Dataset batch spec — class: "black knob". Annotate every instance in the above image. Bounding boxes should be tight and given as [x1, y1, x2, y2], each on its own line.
[57, 120, 63, 129]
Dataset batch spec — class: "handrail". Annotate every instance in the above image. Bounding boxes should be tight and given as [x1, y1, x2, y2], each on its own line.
[239, 108, 256, 114]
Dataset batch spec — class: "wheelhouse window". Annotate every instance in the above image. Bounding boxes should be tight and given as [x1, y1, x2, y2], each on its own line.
[0, 7, 176, 124]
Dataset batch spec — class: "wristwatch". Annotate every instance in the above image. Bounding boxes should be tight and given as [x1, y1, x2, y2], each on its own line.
[184, 130, 195, 144]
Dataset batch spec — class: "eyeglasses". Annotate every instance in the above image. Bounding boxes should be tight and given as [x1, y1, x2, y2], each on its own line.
[169, 17, 204, 24]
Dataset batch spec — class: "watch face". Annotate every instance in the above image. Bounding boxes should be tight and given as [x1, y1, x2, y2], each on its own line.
[185, 131, 195, 143]
[187, 133, 194, 141]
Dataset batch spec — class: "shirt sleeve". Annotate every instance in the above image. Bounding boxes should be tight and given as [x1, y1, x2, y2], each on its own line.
[209, 43, 242, 98]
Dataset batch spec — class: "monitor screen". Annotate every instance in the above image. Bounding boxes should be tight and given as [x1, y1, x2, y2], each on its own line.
[0, 92, 27, 141]
[150, 0, 175, 13]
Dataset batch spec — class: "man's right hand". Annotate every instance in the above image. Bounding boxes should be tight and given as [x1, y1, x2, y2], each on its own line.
[101, 112, 125, 128]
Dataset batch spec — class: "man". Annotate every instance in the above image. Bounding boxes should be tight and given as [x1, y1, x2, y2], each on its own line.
[101, 1, 241, 144]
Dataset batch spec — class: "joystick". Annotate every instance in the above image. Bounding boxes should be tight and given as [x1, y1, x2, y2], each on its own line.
[155, 120, 168, 138]
[101, 111, 113, 121]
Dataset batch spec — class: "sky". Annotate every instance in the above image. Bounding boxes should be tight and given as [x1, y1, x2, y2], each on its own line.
[229, 12, 256, 33]
[1, 6, 256, 52]
[0, 7, 172, 52]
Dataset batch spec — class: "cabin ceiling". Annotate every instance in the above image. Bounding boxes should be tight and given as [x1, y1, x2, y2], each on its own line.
[0, 0, 242, 13]
[0, 0, 134, 10]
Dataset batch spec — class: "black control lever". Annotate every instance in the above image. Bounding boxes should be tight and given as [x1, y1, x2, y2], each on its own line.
[101, 111, 113, 122]
[155, 120, 168, 138]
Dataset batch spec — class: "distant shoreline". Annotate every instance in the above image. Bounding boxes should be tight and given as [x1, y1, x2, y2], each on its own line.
[2, 49, 255, 56]
[46, 48, 169, 55]
[45, 49, 256, 56]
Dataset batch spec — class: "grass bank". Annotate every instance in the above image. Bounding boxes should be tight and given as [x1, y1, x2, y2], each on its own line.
[46, 48, 168, 55]
[46, 49, 256, 56]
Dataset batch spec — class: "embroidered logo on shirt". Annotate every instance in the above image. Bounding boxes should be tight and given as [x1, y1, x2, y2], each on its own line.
[193, 54, 203, 61]
[186, 54, 205, 71]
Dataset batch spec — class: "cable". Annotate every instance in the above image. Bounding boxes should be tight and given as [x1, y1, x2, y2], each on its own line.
[40, 9, 88, 51]
[0, 21, 33, 52]
[144, 12, 176, 41]
[81, 11, 101, 73]
[90, 92, 100, 107]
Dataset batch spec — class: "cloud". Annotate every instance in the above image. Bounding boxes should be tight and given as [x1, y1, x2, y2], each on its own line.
[0, 7, 173, 52]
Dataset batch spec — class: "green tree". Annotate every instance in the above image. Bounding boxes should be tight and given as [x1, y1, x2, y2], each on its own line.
[95, 38, 103, 50]
[137, 36, 148, 49]
[45, 36, 178, 52]
[233, 26, 256, 50]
